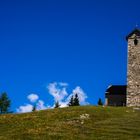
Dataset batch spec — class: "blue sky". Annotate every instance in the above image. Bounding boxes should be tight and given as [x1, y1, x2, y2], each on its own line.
[0, 0, 140, 112]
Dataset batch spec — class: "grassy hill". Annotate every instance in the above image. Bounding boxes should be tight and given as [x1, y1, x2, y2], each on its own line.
[0, 106, 140, 140]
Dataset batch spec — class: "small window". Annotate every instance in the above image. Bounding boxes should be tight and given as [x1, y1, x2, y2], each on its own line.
[134, 39, 138, 45]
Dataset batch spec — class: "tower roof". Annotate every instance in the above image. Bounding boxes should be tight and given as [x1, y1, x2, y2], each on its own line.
[126, 28, 140, 41]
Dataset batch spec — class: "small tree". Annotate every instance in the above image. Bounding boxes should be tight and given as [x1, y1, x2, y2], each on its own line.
[68, 95, 74, 106]
[98, 98, 103, 106]
[73, 93, 80, 106]
[54, 101, 60, 108]
[32, 104, 36, 112]
[0, 92, 11, 114]
[68, 94, 80, 107]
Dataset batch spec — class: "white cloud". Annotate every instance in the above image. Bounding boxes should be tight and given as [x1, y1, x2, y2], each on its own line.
[47, 82, 68, 102]
[73, 86, 88, 105]
[27, 94, 39, 103]
[59, 102, 68, 108]
[17, 94, 47, 113]
[59, 82, 68, 87]
[17, 104, 33, 113]
[47, 82, 88, 108]
[17, 82, 88, 113]
[17, 99, 47, 113]
[67, 86, 88, 105]
[36, 100, 46, 110]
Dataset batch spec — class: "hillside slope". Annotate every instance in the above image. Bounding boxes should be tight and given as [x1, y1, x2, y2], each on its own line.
[0, 106, 140, 140]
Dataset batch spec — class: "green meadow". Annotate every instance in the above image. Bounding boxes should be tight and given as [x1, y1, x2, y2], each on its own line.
[0, 106, 140, 140]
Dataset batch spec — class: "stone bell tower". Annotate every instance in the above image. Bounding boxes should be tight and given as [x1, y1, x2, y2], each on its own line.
[127, 28, 140, 107]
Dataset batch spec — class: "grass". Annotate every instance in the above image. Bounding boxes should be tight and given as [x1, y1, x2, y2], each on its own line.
[0, 106, 140, 140]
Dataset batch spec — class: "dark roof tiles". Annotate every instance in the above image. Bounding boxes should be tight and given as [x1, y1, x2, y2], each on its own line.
[105, 85, 127, 95]
[126, 28, 140, 41]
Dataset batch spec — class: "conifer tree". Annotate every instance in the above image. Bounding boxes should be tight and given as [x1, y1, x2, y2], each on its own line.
[68, 95, 74, 106]
[54, 101, 60, 108]
[0, 92, 11, 114]
[98, 98, 103, 106]
[73, 93, 80, 106]
[32, 104, 36, 112]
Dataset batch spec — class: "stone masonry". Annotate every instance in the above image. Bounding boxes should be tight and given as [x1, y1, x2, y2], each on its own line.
[127, 29, 140, 107]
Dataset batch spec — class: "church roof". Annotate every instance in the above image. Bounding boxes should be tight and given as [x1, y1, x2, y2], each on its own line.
[105, 85, 127, 95]
[126, 28, 140, 41]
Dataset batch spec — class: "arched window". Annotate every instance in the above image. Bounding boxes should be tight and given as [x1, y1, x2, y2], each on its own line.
[134, 39, 138, 45]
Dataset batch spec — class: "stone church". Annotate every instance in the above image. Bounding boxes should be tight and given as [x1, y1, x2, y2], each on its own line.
[105, 28, 140, 107]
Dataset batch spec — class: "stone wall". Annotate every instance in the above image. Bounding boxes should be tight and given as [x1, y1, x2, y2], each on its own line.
[127, 34, 140, 107]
